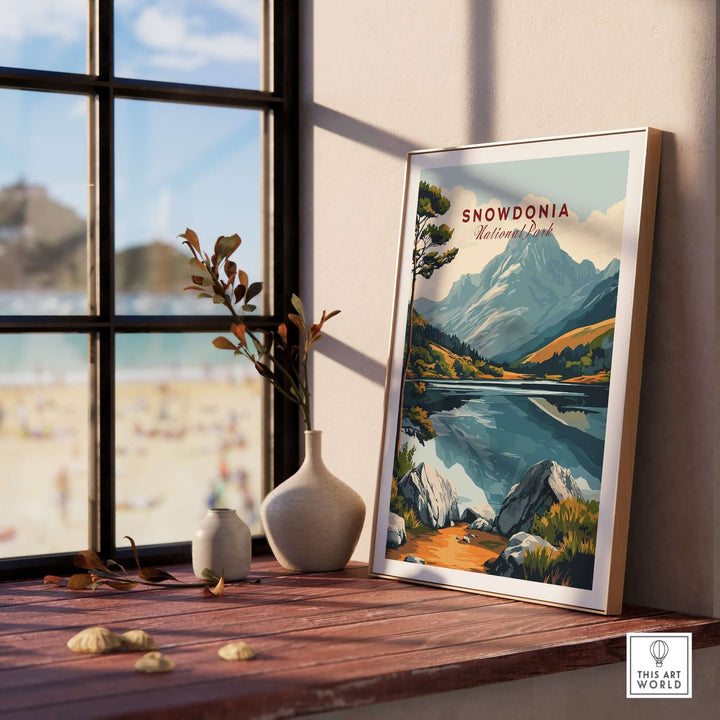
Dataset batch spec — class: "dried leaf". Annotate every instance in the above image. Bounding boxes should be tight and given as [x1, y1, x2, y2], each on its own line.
[277, 323, 288, 343]
[323, 309, 341, 321]
[106, 558, 128, 574]
[234, 284, 246, 304]
[44, 575, 64, 587]
[179, 228, 201, 254]
[290, 294, 305, 322]
[236, 269, 249, 290]
[103, 580, 139, 591]
[241, 304, 256, 313]
[183, 285, 207, 293]
[124, 536, 142, 573]
[188, 257, 205, 269]
[287, 313, 304, 331]
[245, 282, 262, 304]
[196, 292, 213, 300]
[230, 324, 247, 346]
[253, 361, 274, 380]
[201, 568, 221, 582]
[139, 567, 179, 583]
[73, 550, 110, 572]
[224, 259, 237, 280]
[212, 294, 226, 304]
[213, 336, 237, 350]
[213, 234, 241, 263]
[203, 576, 225, 597]
[67, 574, 94, 591]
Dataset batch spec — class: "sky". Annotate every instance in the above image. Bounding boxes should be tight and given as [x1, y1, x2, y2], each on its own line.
[0, 0, 263, 273]
[416, 151, 630, 300]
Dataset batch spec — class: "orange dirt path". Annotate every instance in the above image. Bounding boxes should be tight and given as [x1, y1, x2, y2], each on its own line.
[386, 523, 508, 574]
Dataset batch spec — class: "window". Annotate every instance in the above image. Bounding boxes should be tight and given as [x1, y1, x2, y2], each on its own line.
[0, 1, 299, 578]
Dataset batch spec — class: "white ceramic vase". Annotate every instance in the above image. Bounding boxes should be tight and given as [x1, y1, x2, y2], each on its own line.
[192, 508, 251, 580]
[261, 430, 366, 572]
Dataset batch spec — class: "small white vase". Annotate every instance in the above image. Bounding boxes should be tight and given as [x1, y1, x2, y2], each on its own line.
[192, 508, 251, 580]
[261, 430, 366, 572]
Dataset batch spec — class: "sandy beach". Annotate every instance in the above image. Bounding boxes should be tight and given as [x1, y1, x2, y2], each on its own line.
[386, 524, 508, 573]
[0, 372, 263, 561]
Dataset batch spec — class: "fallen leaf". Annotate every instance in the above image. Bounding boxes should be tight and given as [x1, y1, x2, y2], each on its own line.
[203, 576, 225, 597]
[67, 574, 94, 591]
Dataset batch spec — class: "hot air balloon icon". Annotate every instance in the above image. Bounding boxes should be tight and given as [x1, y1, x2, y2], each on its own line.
[649, 639, 670, 667]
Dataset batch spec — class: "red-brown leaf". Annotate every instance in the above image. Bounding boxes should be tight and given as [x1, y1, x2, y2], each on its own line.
[212, 336, 237, 351]
[203, 576, 225, 597]
[139, 567, 179, 583]
[287, 313, 304, 331]
[231, 324, 247, 346]
[43, 575, 64, 587]
[67, 573, 94, 591]
[179, 228, 201, 254]
[104, 580, 138, 591]
[73, 550, 110, 572]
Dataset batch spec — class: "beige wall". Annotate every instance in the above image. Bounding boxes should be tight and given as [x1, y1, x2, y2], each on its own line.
[300, 0, 717, 621]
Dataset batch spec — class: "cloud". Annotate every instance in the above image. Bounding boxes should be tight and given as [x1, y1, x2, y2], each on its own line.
[0, 0, 86, 43]
[134, 4, 259, 71]
[211, 0, 261, 25]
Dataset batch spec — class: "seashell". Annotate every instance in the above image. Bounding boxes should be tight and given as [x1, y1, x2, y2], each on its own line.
[218, 641, 256, 661]
[120, 630, 158, 652]
[67, 626, 122, 654]
[134, 651, 174, 673]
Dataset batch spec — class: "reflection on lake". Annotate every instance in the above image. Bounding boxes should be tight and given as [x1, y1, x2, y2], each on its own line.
[402, 379, 608, 511]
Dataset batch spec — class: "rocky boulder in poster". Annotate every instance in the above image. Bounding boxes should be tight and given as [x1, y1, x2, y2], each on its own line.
[495, 460, 584, 537]
[387, 512, 407, 549]
[486, 532, 557, 579]
[397, 463, 460, 529]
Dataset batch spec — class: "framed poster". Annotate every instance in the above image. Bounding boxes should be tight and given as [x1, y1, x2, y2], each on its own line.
[370, 128, 661, 614]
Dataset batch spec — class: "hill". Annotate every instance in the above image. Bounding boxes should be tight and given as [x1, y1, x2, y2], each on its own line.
[0, 181, 189, 293]
[522, 317, 615, 364]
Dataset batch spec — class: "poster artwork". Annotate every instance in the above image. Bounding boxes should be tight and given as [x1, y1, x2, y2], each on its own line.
[387, 150, 631, 589]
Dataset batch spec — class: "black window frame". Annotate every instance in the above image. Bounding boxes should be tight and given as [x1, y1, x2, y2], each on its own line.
[0, 0, 299, 580]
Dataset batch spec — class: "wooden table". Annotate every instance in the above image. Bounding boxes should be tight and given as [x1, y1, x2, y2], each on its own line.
[1, 557, 719, 719]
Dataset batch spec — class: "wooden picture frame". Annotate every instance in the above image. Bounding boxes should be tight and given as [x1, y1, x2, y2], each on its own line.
[370, 128, 662, 614]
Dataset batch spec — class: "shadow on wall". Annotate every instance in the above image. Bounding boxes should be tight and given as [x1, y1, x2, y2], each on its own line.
[300, 0, 494, 386]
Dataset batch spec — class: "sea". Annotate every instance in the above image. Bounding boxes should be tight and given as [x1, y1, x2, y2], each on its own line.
[0, 291, 255, 386]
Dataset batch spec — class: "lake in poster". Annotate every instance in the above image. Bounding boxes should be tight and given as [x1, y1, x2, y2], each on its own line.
[372, 130, 660, 611]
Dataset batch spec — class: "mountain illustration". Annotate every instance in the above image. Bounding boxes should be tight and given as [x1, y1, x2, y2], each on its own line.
[0, 181, 189, 293]
[508, 260, 619, 362]
[415, 233, 617, 363]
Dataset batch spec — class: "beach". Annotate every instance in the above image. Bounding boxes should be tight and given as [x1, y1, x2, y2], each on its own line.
[0, 372, 264, 561]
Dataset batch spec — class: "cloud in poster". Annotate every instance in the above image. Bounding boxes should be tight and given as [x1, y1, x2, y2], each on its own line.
[416, 185, 625, 301]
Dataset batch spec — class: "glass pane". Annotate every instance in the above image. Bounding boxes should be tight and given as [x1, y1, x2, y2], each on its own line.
[115, 333, 264, 547]
[0, 1, 87, 74]
[0, 334, 89, 559]
[114, 100, 263, 316]
[114, 0, 263, 90]
[0, 90, 88, 315]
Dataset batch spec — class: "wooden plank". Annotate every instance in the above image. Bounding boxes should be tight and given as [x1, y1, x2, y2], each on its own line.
[0, 600, 663, 708]
[0, 586, 508, 671]
[2, 612, 717, 720]
[0, 561, 718, 720]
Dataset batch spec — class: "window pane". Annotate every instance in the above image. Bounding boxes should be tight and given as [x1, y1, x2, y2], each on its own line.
[114, 100, 263, 316]
[0, 90, 88, 315]
[115, 333, 263, 547]
[114, 0, 263, 90]
[0, 1, 87, 74]
[0, 334, 89, 559]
